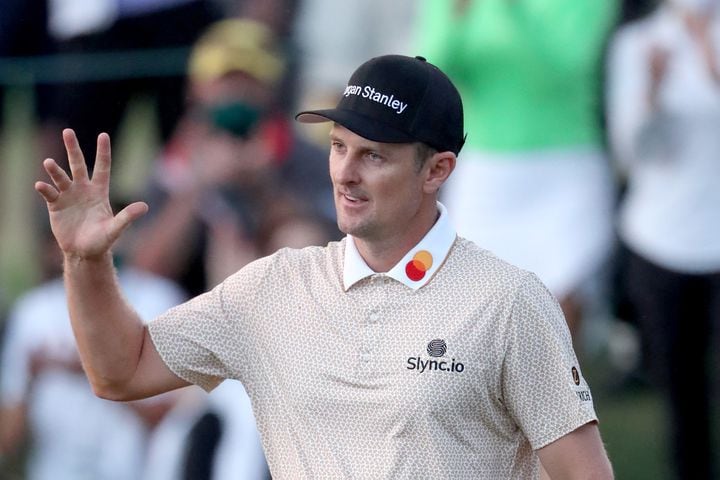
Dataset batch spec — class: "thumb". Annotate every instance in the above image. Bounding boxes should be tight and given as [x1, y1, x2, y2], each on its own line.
[108, 201, 149, 241]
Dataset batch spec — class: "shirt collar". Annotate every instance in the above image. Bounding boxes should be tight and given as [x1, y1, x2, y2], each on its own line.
[343, 202, 457, 291]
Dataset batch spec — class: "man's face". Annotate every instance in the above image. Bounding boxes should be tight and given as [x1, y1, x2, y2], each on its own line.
[329, 125, 428, 243]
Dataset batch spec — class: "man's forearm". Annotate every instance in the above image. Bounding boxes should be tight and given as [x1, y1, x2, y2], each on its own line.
[64, 252, 145, 398]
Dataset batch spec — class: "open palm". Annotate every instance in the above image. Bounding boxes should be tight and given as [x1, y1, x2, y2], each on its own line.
[35, 129, 148, 259]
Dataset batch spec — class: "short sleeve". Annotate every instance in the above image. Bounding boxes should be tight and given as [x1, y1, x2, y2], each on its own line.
[148, 257, 269, 392]
[502, 272, 597, 449]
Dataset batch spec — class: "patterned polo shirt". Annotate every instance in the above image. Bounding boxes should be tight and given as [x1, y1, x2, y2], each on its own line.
[149, 203, 597, 479]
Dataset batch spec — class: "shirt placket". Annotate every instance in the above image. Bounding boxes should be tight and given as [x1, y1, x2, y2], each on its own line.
[359, 274, 389, 368]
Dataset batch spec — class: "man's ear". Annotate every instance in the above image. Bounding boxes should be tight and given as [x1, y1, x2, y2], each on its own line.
[423, 151, 456, 194]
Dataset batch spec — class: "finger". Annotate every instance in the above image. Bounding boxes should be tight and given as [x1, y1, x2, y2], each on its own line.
[91, 132, 112, 182]
[108, 201, 149, 242]
[62, 128, 89, 182]
[34, 181, 60, 203]
[42, 158, 73, 191]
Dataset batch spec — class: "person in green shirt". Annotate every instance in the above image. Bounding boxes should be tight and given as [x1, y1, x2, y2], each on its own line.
[416, 0, 619, 345]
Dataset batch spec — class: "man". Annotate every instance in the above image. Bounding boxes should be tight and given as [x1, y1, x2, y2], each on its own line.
[34, 54, 613, 479]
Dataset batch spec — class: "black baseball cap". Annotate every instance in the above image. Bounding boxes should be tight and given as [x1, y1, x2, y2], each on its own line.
[295, 55, 466, 155]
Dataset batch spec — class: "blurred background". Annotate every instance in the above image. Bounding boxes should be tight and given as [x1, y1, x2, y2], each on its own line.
[0, 0, 718, 479]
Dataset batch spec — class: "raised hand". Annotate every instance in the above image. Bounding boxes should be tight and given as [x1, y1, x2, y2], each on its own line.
[34, 129, 149, 260]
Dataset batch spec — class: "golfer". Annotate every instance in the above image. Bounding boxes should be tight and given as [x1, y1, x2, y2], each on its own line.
[35, 54, 613, 479]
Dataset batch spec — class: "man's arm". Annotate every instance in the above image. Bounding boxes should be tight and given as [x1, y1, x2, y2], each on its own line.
[65, 254, 188, 400]
[35, 129, 188, 400]
[536, 421, 614, 480]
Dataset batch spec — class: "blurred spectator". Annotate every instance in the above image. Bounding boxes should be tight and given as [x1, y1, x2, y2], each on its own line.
[606, 1, 720, 478]
[38, 0, 222, 171]
[130, 18, 337, 297]
[0, 218, 189, 480]
[416, 0, 619, 347]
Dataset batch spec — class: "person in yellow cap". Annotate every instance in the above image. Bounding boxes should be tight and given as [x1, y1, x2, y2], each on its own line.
[128, 18, 338, 297]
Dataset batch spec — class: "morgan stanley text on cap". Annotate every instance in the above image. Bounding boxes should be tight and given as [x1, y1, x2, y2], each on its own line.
[295, 55, 466, 155]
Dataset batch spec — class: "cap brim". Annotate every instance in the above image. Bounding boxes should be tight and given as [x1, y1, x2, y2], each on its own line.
[295, 109, 417, 144]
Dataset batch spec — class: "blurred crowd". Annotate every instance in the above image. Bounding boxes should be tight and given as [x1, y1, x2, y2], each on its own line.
[0, 0, 718, 479]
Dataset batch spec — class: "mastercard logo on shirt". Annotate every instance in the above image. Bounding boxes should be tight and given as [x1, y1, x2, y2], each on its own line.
[405, 250, 433, 281]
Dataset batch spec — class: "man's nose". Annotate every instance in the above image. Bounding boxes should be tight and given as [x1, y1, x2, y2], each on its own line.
[332, 153, 360, 185]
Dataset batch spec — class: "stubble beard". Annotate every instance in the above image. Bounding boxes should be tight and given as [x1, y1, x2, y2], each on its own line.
[336, 208, 380, 241]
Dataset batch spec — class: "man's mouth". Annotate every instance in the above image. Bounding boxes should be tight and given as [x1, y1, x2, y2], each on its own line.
[339, 191, 367, 203]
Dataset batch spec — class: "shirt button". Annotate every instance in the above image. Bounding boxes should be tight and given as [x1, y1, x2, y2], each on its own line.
[369, 312, 379, 323]
[361, 352, 371, 362]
